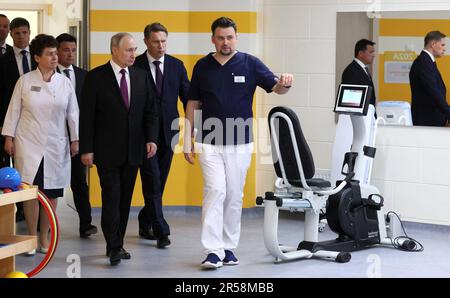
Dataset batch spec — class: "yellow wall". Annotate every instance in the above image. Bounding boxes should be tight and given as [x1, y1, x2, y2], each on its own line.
[89, 5, 258, 208]
[378, 19, 450, 104]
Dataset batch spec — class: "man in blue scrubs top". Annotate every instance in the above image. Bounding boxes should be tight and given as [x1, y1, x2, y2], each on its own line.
[184, 17, 294, 269]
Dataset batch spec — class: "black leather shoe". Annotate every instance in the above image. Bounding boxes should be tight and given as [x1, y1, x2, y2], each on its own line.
[80, 225, 98, 238]
[139, 227, 156, 240]
[106, 247, 131, 259]
[120, 248, 131, 259]
[109, 249, 123, 266]
[156, 235, 171, 249]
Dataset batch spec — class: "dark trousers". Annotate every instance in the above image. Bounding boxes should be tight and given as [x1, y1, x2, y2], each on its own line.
[70, 154, 92, 232]
[138, 136, 172, 238]
[97, 164, 138, 251]
[0, 136, 10, 168]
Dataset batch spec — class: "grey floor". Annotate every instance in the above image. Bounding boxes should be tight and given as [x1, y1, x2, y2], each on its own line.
[15, 197, 450, 278]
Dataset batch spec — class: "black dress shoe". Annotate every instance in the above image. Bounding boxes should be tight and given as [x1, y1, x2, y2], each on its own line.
[106, 247, 131, 259]
[139, 227, 156, 240]
[80, 225, 98, 238]
[109, 249, 123, 266]
[156, 235, 171, 249]
[120, 248, 131, 259]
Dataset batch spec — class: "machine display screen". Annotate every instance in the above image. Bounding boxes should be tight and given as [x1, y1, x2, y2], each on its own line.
[334, 84, 371, 115]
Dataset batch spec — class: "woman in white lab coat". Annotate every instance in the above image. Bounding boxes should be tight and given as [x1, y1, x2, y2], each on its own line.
[2, 34, 79, 253]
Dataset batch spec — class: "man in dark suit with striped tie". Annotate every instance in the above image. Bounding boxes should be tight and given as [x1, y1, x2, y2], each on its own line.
[409, 31, 450, 127]
[0, 14, 12, 56]
[134, 22, 190, 249]
[56, 33, 97, 238]
[341, 39, 377, 107]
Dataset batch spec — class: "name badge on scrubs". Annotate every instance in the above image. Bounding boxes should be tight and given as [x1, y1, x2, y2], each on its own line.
[31, 86, 41, 92]
[234, 76, 245, 83]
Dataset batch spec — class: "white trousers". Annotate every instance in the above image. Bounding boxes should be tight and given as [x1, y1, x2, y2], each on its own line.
[196, 142, 253, 260]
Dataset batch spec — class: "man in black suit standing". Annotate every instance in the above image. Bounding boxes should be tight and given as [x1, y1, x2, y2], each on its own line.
[80, 32, 159, 266]
[409, 31, 450, 127]
[134, 22, 190, 248]
[0, 14, 12, 56]
[341, 39, 377, 107]
[0, 17, 35, 223]
[0, 17, 36, 167]
[56, 33, 97, 238]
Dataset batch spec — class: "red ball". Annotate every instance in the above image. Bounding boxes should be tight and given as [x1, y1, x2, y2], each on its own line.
[3, 188, 12, 193]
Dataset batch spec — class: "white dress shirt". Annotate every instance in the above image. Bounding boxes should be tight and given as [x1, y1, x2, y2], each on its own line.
[146, 51, 164, 84]
[110, 60, 131, 104]
[354, 58, 370, 74]
[58, 64, 76, 89]
[423, 49, 436, 62]
[13, 46, 31, 75]
[0, 42, 7, 55]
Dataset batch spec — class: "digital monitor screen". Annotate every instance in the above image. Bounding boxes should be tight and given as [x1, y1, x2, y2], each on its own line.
[334, 84, 371, 115]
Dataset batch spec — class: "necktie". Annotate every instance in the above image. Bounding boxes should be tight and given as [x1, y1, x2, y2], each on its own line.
[120, 69, 129, 110]
[153, 60, 163, 98]
[21, 50, 30, 74]
[63, 69, 71, 79]
[364, 66, 372, 81]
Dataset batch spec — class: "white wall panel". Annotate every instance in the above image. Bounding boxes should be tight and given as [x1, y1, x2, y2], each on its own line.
[90, 0, 259, 11]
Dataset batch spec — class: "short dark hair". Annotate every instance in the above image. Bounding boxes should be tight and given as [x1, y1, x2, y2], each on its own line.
[354, 39, 375, 57]
[56, 33, 77, 46]
[211, 17, 237, 35]
[424, 31, 446, 47]
[9, 17, 30, 31]
[0, 14, 8, 19]
[144, 22, 168, 39]
[30, 34, 58, 58]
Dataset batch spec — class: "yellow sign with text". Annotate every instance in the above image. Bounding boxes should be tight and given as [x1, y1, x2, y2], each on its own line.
[384, 51, 417, 62]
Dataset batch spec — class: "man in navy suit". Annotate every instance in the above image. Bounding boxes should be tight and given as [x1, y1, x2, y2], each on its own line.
[133, 22, 190, 248]
[341, 39, 376, 107]
[56, 33, 97, 238]
[80, 33, 159, 266]
[409, 30, 450, 127]
[0, 14, 12, 56]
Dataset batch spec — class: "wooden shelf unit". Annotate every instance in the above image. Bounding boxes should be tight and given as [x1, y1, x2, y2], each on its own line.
[0, 186, 38, 277]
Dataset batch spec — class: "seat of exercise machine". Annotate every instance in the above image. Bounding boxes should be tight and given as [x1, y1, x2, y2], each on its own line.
[269, 106, 331, 189]
[290, 178, 331, 188]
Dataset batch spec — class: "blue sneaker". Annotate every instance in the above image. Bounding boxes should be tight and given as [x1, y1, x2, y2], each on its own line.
[201, 253, 223, 269]
[223, 250, 239, 265]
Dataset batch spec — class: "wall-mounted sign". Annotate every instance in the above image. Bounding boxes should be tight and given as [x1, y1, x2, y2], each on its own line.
[384, 51, 417, 84]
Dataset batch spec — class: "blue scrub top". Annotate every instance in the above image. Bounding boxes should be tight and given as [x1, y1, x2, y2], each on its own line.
[188, 51, 277, 145]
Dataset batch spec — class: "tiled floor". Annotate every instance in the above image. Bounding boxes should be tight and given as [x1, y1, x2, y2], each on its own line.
[15, 197, 450, 278]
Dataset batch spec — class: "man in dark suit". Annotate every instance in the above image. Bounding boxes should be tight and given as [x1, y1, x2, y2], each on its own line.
[56, 33, 97, 238]
[0, 14, 12, 56]
[409, 31, 450, 127]
[80, 32, 159, 266]
[0, 17, 35, 223]
[341, 39, 376, 107]
[134, 22, 189, 248]
[0, 17, 36, 168]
